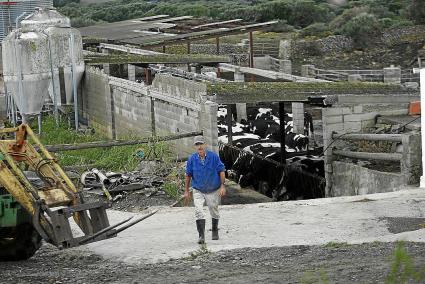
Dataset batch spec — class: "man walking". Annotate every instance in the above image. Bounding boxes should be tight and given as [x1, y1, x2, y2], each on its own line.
[185, 136, 226, 244]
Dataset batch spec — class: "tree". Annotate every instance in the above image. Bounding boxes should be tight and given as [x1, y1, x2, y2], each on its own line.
[408, 0, 425, 24]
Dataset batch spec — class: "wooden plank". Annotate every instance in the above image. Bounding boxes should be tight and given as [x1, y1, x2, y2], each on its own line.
[84, 54, 230, 65]
[191, 19, 243, 30]
[332, 133, 403, 142]
[126, 21, 279, 47]
[43, 131, 203, 152]
[137, 15, 169, 21]
[100, 43, 164, 55]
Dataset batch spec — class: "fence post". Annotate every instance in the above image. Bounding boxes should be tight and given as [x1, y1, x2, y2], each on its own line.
[292, 102, 304, 134]
[348, 74, 361, 82]
[278, 39, 291, 60]
[128, 64, 136, 81]
[201, 100, 219, 153]
[383, 66, 401, 84]
[322, 107, 346, 196]
[279, 59, 292, 74]
[102, 48, 110, 75]
[401, 133, 421, 185]
[234, 68, 247, 121]
[301, 64, 315, 78]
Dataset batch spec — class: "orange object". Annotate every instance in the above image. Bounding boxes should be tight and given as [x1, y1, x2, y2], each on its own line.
[409, 101, 421, 115]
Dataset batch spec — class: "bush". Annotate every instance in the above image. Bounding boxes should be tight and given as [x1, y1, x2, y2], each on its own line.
[71, 17, 98, 27]
[408, 0, 425, 24]
[338, 12, 382, 49]
[329, 6, 369, 29]
[300, 22, 331, 37]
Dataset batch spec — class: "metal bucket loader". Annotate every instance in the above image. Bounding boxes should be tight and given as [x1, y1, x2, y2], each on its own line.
[0, 124, 155, 260]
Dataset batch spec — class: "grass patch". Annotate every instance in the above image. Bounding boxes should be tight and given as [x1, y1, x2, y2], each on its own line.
[32, 116, 171, 172]
[301, 269, 330, 284]
[184, 243, 210, 261]
[385, 242, 425, 283]
[162, 165, 186, 201]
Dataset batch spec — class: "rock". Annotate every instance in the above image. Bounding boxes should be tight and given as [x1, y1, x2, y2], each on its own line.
[403, 82, 419, 90]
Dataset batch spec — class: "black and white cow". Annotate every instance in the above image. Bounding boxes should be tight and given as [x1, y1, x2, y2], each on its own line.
[217, 104, 323, 200]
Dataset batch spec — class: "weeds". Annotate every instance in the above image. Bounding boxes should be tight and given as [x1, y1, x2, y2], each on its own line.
[184, 243, 210, 261]
[32, 115, 172, 172]
[385, 242, 425, 284]
[301, 269, 330, 284]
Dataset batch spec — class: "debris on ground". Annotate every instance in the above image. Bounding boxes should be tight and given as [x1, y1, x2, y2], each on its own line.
[80, 160, 185, 212]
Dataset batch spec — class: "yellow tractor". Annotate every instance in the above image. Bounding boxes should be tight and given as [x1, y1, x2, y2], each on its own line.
[0, 124, 154, 260]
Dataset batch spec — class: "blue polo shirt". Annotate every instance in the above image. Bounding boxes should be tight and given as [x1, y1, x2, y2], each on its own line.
[186, 150, 225, 193]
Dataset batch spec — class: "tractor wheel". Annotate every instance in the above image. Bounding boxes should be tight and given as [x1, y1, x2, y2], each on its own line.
[0, 223, 42, 261]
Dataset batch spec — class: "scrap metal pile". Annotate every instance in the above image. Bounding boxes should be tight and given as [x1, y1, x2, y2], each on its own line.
[81, 163, 168, 201]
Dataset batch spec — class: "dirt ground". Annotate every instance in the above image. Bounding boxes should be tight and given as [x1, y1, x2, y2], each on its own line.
[1, 241, 425, 284]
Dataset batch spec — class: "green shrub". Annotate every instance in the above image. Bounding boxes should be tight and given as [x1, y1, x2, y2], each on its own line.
[300, 22, 331, 37]
[408, 0, 425, 24]
[329, 6, 369, 29]
[338, 12, 382, 49]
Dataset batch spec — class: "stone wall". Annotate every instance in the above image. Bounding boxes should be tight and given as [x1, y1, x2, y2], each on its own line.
[382, 25, 425, 46]
[81, 68, 219, 157]
[282, 35, 354, 59]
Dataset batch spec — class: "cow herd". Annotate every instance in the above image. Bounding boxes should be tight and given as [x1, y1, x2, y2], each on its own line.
[217, 104, 325, 201]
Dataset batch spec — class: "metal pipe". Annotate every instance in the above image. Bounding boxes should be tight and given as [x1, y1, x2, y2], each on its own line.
[15, 12, 27, 30]
[69, 33, 79, 130]
[38, 113, 42, 135]
[419, 68, 425, 187]
[43, 30, 59, 126]
[279, 102, 286, 165]
[333, 150, 402, 162]
[226, 104, 233, 145]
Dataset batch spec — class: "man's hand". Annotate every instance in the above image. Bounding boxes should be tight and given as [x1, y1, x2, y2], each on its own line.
[219, 184, 226, 197]
[183, 190, 192, 207]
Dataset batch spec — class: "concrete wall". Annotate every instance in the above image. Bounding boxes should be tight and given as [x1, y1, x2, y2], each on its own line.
[109, 77, 152, 138]
[322, 106, 421, 197]
[332, 161, 406, 196]
[0, 93, 6, 120]
[80, 68, 114, 138]
[81, 68, 218, 158]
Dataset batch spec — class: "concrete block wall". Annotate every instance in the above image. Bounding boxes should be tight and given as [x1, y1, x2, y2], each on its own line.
[81, 67, 114, 138]
[322, 106, 393, 196]
[323, 105, 421, 197]
[152, 74, 206, 104]
[109, 79, 152, 138]
[81, 68, 218, 158]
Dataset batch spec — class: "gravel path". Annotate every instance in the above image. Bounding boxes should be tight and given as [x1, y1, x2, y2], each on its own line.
[1, 242, 425, 284]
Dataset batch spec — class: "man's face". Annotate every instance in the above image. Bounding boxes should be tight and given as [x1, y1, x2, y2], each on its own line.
[195, 143, 206, 157]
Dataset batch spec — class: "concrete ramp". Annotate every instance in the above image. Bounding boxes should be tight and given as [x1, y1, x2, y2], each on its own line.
[86, 188, 425, 264]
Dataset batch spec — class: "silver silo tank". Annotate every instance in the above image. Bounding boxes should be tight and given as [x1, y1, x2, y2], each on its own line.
[21, 8, 85, 106]
[2, 28, 51, 116]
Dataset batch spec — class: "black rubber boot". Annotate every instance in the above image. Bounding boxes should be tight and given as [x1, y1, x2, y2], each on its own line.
[196, 219, 205, 244]
[212, 218, 219, 240]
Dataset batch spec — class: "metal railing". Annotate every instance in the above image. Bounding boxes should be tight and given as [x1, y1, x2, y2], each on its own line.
[309, 67, 384, 82]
